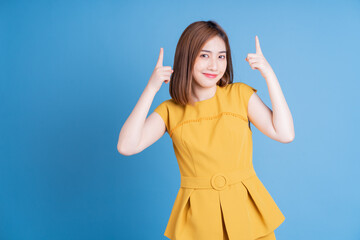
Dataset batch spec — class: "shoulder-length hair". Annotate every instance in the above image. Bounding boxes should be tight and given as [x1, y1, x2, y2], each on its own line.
[169, 20, 234, 106]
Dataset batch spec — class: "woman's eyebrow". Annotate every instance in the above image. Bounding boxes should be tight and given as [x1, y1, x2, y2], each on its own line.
[201, 49, 227, 53]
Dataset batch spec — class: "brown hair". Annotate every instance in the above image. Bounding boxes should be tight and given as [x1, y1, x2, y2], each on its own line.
[169, 20, 234, 106]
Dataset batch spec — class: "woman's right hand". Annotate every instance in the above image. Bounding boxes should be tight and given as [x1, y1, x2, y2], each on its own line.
[147, 48, 173, 92]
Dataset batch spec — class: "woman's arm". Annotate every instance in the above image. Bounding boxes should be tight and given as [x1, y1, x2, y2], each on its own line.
[117, 48, 173, 155]
[248, 71, 295, 143]
[117, 84, 161, 155]
[246, 36, 295, 143]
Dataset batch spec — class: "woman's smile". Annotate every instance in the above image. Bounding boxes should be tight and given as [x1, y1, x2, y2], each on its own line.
[203, 73, 218, 78]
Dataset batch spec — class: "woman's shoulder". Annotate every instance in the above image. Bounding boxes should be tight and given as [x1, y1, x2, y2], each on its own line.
[222, 82, 257, 95]
[223, 81, 254, 89]
[158, 98, 181, 108]
[154, 98, 184, 114]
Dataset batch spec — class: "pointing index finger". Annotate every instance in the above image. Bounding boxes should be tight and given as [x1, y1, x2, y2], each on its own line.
[255, 36, 263, 55]
[156, 47, 164, 67]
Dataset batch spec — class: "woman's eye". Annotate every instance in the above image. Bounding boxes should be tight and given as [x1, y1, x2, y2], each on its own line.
[200, 54, 226, 59]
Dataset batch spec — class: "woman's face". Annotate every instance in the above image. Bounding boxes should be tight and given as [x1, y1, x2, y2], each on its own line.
[192, 35, 227, 88]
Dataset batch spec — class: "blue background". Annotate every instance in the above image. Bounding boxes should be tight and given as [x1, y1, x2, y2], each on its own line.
[1, 0, 359, 239]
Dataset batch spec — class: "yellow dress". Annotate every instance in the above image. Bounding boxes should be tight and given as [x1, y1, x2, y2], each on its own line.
[153, 82, 285, 240]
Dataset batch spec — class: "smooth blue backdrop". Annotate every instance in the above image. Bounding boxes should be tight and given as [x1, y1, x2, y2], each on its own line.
[1, 0, 359, 239]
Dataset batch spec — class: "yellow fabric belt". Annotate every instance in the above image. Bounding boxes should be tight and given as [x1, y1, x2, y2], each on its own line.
[180, 168, 257, 191]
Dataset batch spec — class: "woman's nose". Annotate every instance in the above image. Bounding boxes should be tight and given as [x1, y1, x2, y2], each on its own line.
[208, 58, 218, 70]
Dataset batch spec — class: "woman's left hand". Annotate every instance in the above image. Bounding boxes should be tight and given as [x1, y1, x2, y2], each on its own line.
[245, 35, 274, 79]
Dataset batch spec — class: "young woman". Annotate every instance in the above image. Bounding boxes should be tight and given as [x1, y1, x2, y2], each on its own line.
[117, 20, 294, 240]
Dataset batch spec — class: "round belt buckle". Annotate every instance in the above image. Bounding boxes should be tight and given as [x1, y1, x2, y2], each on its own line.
[210, 173, 228, 191]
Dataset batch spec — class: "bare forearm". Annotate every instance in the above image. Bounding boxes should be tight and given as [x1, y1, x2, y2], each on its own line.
[264, 70, 295, 141]
[117, 84, 157, 152]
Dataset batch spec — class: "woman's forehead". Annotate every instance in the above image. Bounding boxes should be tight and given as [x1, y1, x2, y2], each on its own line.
[202, 36, 226, 52]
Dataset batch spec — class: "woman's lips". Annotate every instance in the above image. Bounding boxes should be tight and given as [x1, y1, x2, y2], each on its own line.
[203, 73, 218, 78]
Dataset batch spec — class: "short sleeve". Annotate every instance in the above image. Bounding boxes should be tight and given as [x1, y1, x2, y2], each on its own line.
[234, 82, 257, 118]
[240, 82, 258, 109]
[153, 100, 170, 133]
